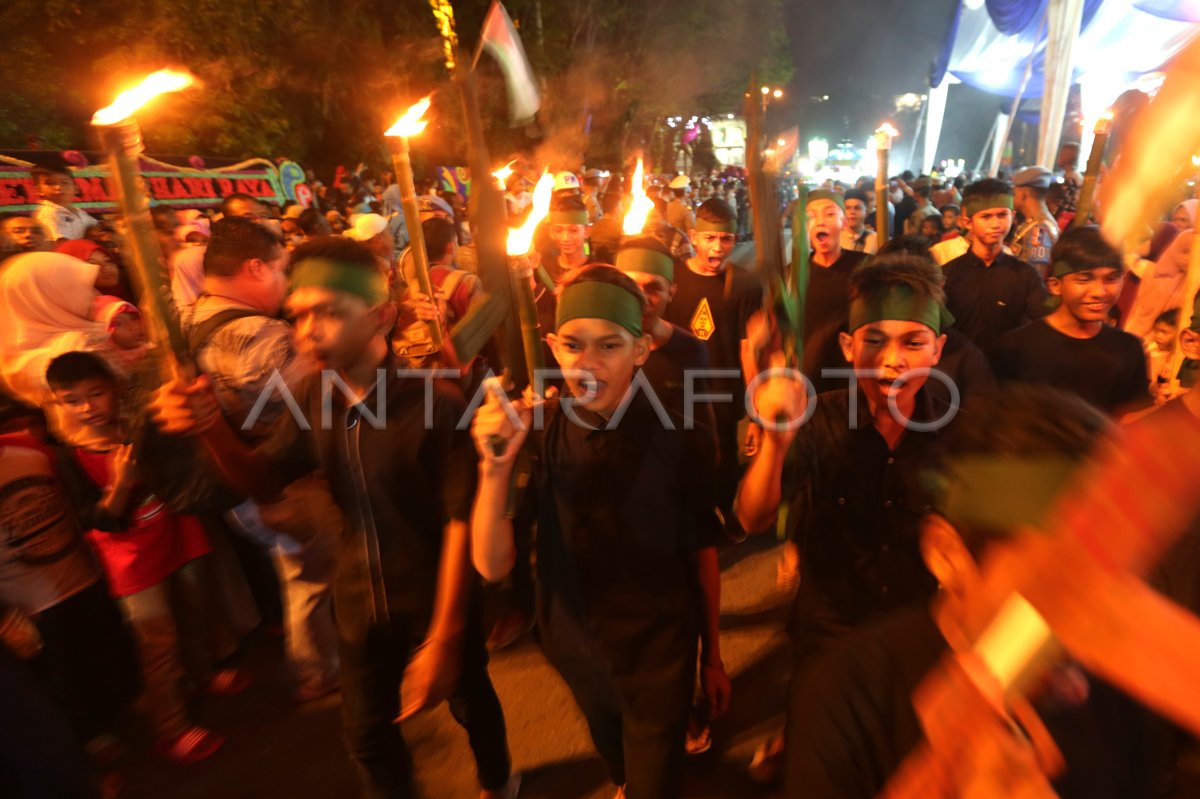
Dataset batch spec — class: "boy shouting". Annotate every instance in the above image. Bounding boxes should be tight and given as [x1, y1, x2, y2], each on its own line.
[473, 266, 723, 798]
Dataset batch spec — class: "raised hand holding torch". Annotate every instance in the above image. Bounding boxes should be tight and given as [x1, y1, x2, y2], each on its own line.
[91, 69, 194, 380]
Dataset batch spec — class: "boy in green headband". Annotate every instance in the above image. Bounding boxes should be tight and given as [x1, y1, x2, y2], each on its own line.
[665, 197, 763, 540]
[943, 179, 1049, 359]
[738, 255, 956, 782]
[546, 194, 594, 284]
[993, 226, 1148, 416]
[152, 236, 517, 799]
[803, 188, 871, 394]
[784, 386, 1169, 799]
[473, 266, 722, 798]
[615, 236, 711, 415]
[615, 237, 729, 754]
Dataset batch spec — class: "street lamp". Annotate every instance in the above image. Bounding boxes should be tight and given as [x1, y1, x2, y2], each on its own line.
[761, 86, 784, 112]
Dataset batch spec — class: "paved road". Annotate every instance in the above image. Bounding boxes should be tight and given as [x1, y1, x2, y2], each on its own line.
[122, 534, 793, 799]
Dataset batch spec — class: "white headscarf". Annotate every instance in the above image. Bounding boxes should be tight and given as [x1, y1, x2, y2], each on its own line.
[0, 252, 108, 404]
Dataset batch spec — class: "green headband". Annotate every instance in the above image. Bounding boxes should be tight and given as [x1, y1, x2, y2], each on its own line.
[695, 217, 737, 234]
[615, 247, 674, 281]
[1050, 260, 1125, 279]
[548, 210, 589, 226]
[290, 258, 389, 304]
[807, 189, 844, 210]
[932, 456, 1079, 532]
[963, 194, 1014, 218]
[556, 280, 643, 337]
[848, 284, 954, 334]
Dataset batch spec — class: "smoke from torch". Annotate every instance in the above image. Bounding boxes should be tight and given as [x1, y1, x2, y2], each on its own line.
[622, 158, 654, 236]
[506, 171, 555, 256]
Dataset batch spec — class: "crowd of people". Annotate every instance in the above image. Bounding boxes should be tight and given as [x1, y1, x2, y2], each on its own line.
[0, 143, 1198, 799]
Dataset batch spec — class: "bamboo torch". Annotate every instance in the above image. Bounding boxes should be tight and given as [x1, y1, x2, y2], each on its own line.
[483, 170, 555, 458]
[1070, 109, 1113, 230]
[385, 97, 444, 353]
[505, 171, 554, 390]
[91, 70, 194, 379]
[874, 123, 898, 247]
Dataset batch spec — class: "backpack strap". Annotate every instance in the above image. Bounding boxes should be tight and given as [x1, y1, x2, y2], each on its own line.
[186, 308, 264, 355]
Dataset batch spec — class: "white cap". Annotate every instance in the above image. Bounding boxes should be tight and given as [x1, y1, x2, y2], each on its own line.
[668, 175, 690, 190]
[554, 171, 581, 192]
[344, 213, 389, 242]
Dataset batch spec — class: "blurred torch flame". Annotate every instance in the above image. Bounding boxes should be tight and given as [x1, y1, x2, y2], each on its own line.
[493, 160, 516, 185]
[92, 70, 194, 126]
[874, 122, 899, 151]
[506, 171, 554, 256]
[385, 96, 432, 138]
[1102, 35, 1200, 248]
[622, 158, 655, 236]
[1095, 109, 1115, 134]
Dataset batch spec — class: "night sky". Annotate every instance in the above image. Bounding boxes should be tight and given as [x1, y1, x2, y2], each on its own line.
[779, 0, 1003, 170]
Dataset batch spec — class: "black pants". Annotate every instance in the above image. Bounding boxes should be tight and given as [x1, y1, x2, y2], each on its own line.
[541, 607, 694, 799]
[339, 608, 510, 799]
[34, 581, 139, 742]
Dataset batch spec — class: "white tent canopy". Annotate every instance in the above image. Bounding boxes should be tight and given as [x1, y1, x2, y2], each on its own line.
[927, 0, 1196, 174]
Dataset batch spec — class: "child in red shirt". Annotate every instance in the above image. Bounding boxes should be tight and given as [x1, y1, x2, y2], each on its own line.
[46, 351, 228, 764]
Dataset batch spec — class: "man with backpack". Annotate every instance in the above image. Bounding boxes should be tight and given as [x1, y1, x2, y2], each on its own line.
[181, 216, 340, 702]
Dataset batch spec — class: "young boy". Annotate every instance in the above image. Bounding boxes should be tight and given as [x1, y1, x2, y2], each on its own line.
[663, 198, 762, 537]
[473, 266, 723, 798]
[152, 236, 516, 799]
[614, 236, 710, 417]
[993, 226, 1149, 416]
[784, 386, 1168, 799]
[614, 238, 729, 753]
[942, 178, 1048, 358]
[1148, 308, 1180, 398]
[32, 164, 97, 243]
[738, 253, 957, 783]
[47, 352, 225, 764]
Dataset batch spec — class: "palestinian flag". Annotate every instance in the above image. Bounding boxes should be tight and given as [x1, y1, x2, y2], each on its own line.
[474, 1, 540, 125]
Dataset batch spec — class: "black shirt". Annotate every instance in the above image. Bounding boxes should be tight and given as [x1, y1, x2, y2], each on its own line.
[663, 263, 762, 422]
[641, 322, 711, 421]
[804, 249, 869, 344]
[993, 320, 1149, 415]
[532, 395, 721, 688]
[785, 608, 1168, 799]
[788, 388, 949, 643]
[943, 250, 1049, 358]
[260, 369, 475, 639]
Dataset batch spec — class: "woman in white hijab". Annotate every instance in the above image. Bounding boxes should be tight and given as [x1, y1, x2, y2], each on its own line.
[0, 251, 111, 405]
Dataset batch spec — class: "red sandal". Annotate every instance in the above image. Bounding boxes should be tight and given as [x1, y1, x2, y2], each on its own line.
[157, 726, 224, 765]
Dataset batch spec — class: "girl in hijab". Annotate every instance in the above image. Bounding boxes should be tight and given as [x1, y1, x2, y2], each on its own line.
[0, 252, 115, 406]
[1125, 228, 1193, 340]
[1171, 199, 1197, 230]
[53, 239, 134, 302]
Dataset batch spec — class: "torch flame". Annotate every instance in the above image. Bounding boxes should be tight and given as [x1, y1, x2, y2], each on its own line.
[385, 96, 432, 138]
[92, 70, 194, 126]
[506, 171, 555, 256]
[876, 122, 899, 139]
[493, 160, 517, 185]
[622, 158, 655, 236]
[1094, 109, 1115, 134]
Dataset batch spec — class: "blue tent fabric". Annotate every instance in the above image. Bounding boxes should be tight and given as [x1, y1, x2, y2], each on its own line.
[986, 0, 1047, 34]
